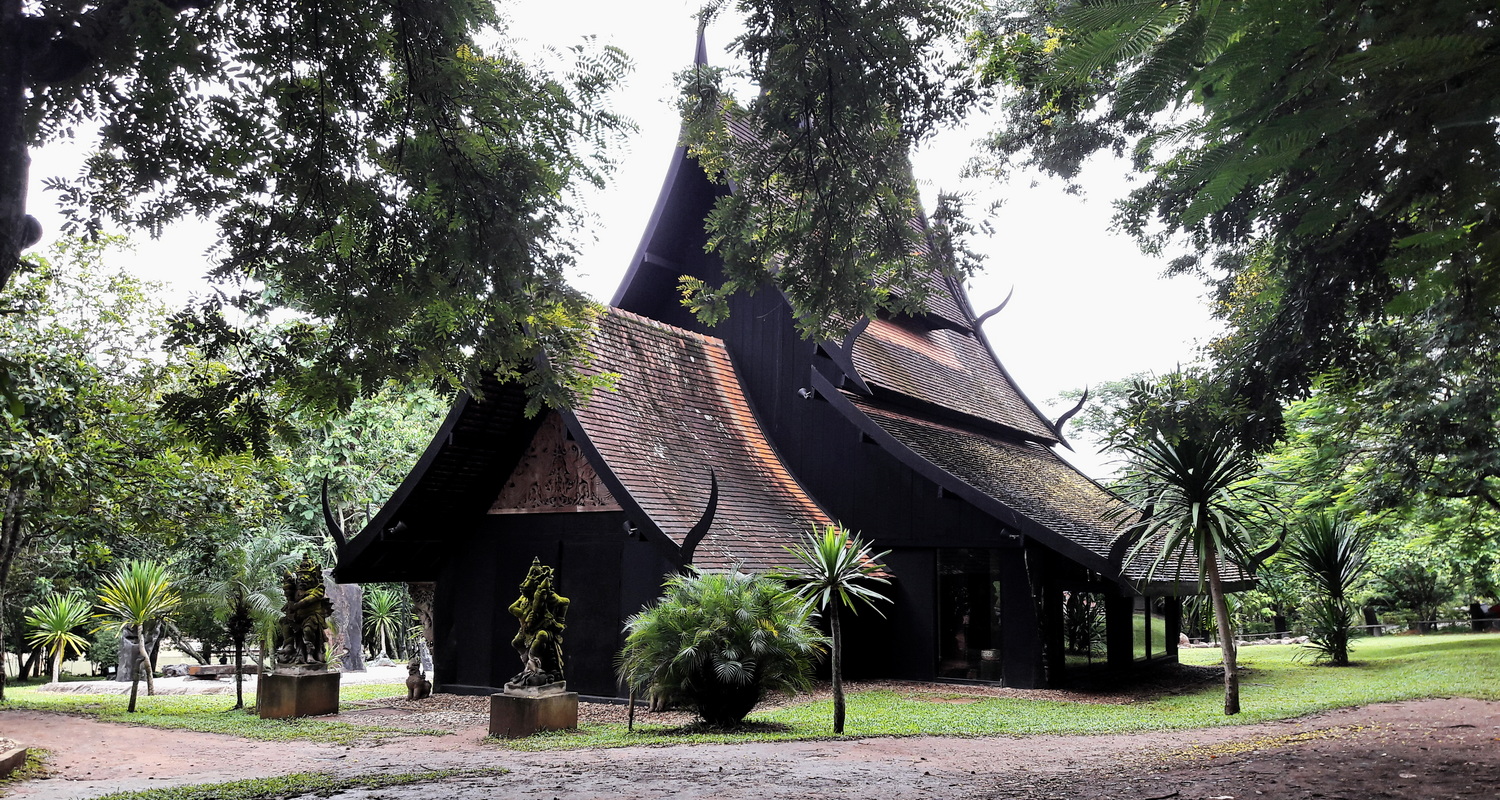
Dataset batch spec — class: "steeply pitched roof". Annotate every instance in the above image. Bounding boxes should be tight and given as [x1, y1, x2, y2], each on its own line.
[573, 309, 831, 571]
[821, 388, 1251, 592]
[850, 316, 1059, 442]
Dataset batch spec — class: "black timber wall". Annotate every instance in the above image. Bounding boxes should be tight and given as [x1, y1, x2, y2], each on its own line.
[704, 285, 1048, 687]
[432, 510, 675, 698]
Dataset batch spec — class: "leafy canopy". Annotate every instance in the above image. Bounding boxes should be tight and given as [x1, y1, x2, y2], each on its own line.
[7, 0, 631, 443]
[974, 1, 1500, 506]
[679, 0, 975, 338]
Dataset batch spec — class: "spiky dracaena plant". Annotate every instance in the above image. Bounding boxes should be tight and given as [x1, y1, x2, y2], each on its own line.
[618, 568, 827, 727]
[1109, 434, 1274, 716]
[364, 587, 404, 661]
[1283, 513, 1371, 666]
[95, 560, 182, 713]
[777, 525, 891, 735]
[25, 593, 92, 684]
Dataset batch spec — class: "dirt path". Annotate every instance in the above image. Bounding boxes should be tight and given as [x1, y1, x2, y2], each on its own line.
[3, 698, 1497, 799]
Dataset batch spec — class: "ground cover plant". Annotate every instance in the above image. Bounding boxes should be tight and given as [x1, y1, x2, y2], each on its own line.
[86, 768, 508, 800]
[503, 634, 1500, 751]
[0, 682, 438, 744]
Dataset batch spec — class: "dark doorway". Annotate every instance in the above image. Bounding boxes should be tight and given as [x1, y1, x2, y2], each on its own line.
[937, 549, 1004, 681]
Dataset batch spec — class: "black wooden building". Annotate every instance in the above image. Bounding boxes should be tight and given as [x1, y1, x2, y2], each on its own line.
[335, 82, 1251, 699]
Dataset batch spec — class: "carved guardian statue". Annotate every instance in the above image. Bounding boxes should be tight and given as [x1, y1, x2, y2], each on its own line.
[274, 554, 334, 668]
[505, 558, 570, 691]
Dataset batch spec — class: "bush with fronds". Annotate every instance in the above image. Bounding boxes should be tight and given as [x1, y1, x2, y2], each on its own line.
[617, 569, 826, 727]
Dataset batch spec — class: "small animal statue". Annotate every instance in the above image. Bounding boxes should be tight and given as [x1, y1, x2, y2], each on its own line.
[406, 660, 432, 701]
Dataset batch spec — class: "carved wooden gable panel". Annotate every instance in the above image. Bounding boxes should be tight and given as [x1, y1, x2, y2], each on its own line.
[490, 413, 621, 514]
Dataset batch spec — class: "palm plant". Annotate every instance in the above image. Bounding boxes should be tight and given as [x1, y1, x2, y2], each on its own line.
[1282, 513, 1370, 665]
[24, 593, 92, 684]
[203, 536, 299, 710]
[1110, 434, 1273, 715]
[618, 568, 827, 727]
[363, 587, 403, 661]
[95, 560, 182, 713]
[777, 524, 891, 734]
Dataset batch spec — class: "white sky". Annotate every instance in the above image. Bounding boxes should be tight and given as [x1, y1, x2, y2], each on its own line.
[24, 0, 1220, 480]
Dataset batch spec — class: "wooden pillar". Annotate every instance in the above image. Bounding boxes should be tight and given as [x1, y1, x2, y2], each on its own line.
[1164, 596, 1182, 659]
[1000, 548, 1044, 688]
[1105, 593, 1135, 670]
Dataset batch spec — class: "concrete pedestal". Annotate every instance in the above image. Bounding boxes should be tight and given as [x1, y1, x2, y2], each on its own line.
[489, 690, 578, 738]
[258, 670, 341, 719]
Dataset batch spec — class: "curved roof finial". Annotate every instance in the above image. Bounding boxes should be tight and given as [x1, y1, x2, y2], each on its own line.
[695, 11, 709, 66]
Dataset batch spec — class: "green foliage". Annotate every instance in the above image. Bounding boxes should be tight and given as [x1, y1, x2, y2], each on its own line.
[87, 769, 506, 800]
[1062, 591, 1106, 656]
[0, 682, 439, 744]
[94, 560, 182, 712]
[1110, 434, 1271, 585]
[976, 1, 1500, 513]
[777, 524, 892, 734]
[678, 0, 975, 338]
[7, 1, 633, 450]
[86, 625, 120, 674]
[617, 568, 827, 726]
[23, 592, 91, 682]
[779, 525, 892, 617]
[1375, 561, 1453, 625]
[363, 586, 405, 660]
[1282, 513, 1371, 665]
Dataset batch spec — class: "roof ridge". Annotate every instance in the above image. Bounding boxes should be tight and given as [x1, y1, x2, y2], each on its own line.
[602, 306, 728, 350]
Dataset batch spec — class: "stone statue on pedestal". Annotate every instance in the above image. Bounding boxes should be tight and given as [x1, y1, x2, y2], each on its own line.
[274, 555, 334, 669]
[505, 558, 570, 693]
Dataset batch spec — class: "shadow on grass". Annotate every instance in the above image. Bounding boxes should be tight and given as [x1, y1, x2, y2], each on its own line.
[659, 719, 794, 736]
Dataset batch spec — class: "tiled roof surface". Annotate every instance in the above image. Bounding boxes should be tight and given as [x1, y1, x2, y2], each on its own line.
[575, 309, 831, 571]
[848, 395, 1249, 587]
[851, 317, 1059, 443]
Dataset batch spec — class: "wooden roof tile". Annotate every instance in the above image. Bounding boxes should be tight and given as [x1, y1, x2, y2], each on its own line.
[574, 309, 832, 572]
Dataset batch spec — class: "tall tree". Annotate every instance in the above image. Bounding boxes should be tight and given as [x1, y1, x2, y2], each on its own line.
[974, 1, 1500, 505]
[94, 560, 182, 713]
[679, 0, 976, 338]
[779, 524, 891, 735]
[1103, 373, 1276, 715]
[4, 1, 629, 434]
[1111, 433, 1269, 714]
[23, 592, 90, 684]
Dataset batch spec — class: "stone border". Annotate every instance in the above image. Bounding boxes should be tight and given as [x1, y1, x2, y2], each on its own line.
[0, 746, 28, 779]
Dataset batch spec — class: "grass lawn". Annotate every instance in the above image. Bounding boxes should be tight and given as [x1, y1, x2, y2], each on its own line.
[0, 679, 429, 745]
[502, 633, 1500, 751]
[3, 634, 1494, 751]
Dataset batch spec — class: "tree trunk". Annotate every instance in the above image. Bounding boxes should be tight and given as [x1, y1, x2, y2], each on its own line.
[323, 570, 364, 671]
[233, 639, 244, 711]
[830, 601, 845, 734]
[409, 582, 436, 674]
[127, 637, 146, 713]
[0, 0, 33, 293]
[141, 625, 157, 697]
[51, 648, 60, 684]
[1206, 548, 1240, 715]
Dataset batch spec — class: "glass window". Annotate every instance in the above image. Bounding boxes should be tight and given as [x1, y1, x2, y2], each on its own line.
[1149, 597, 1169, 657]
[1063, 591, 1106, 668]
[1133, 596, 1149, 661]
